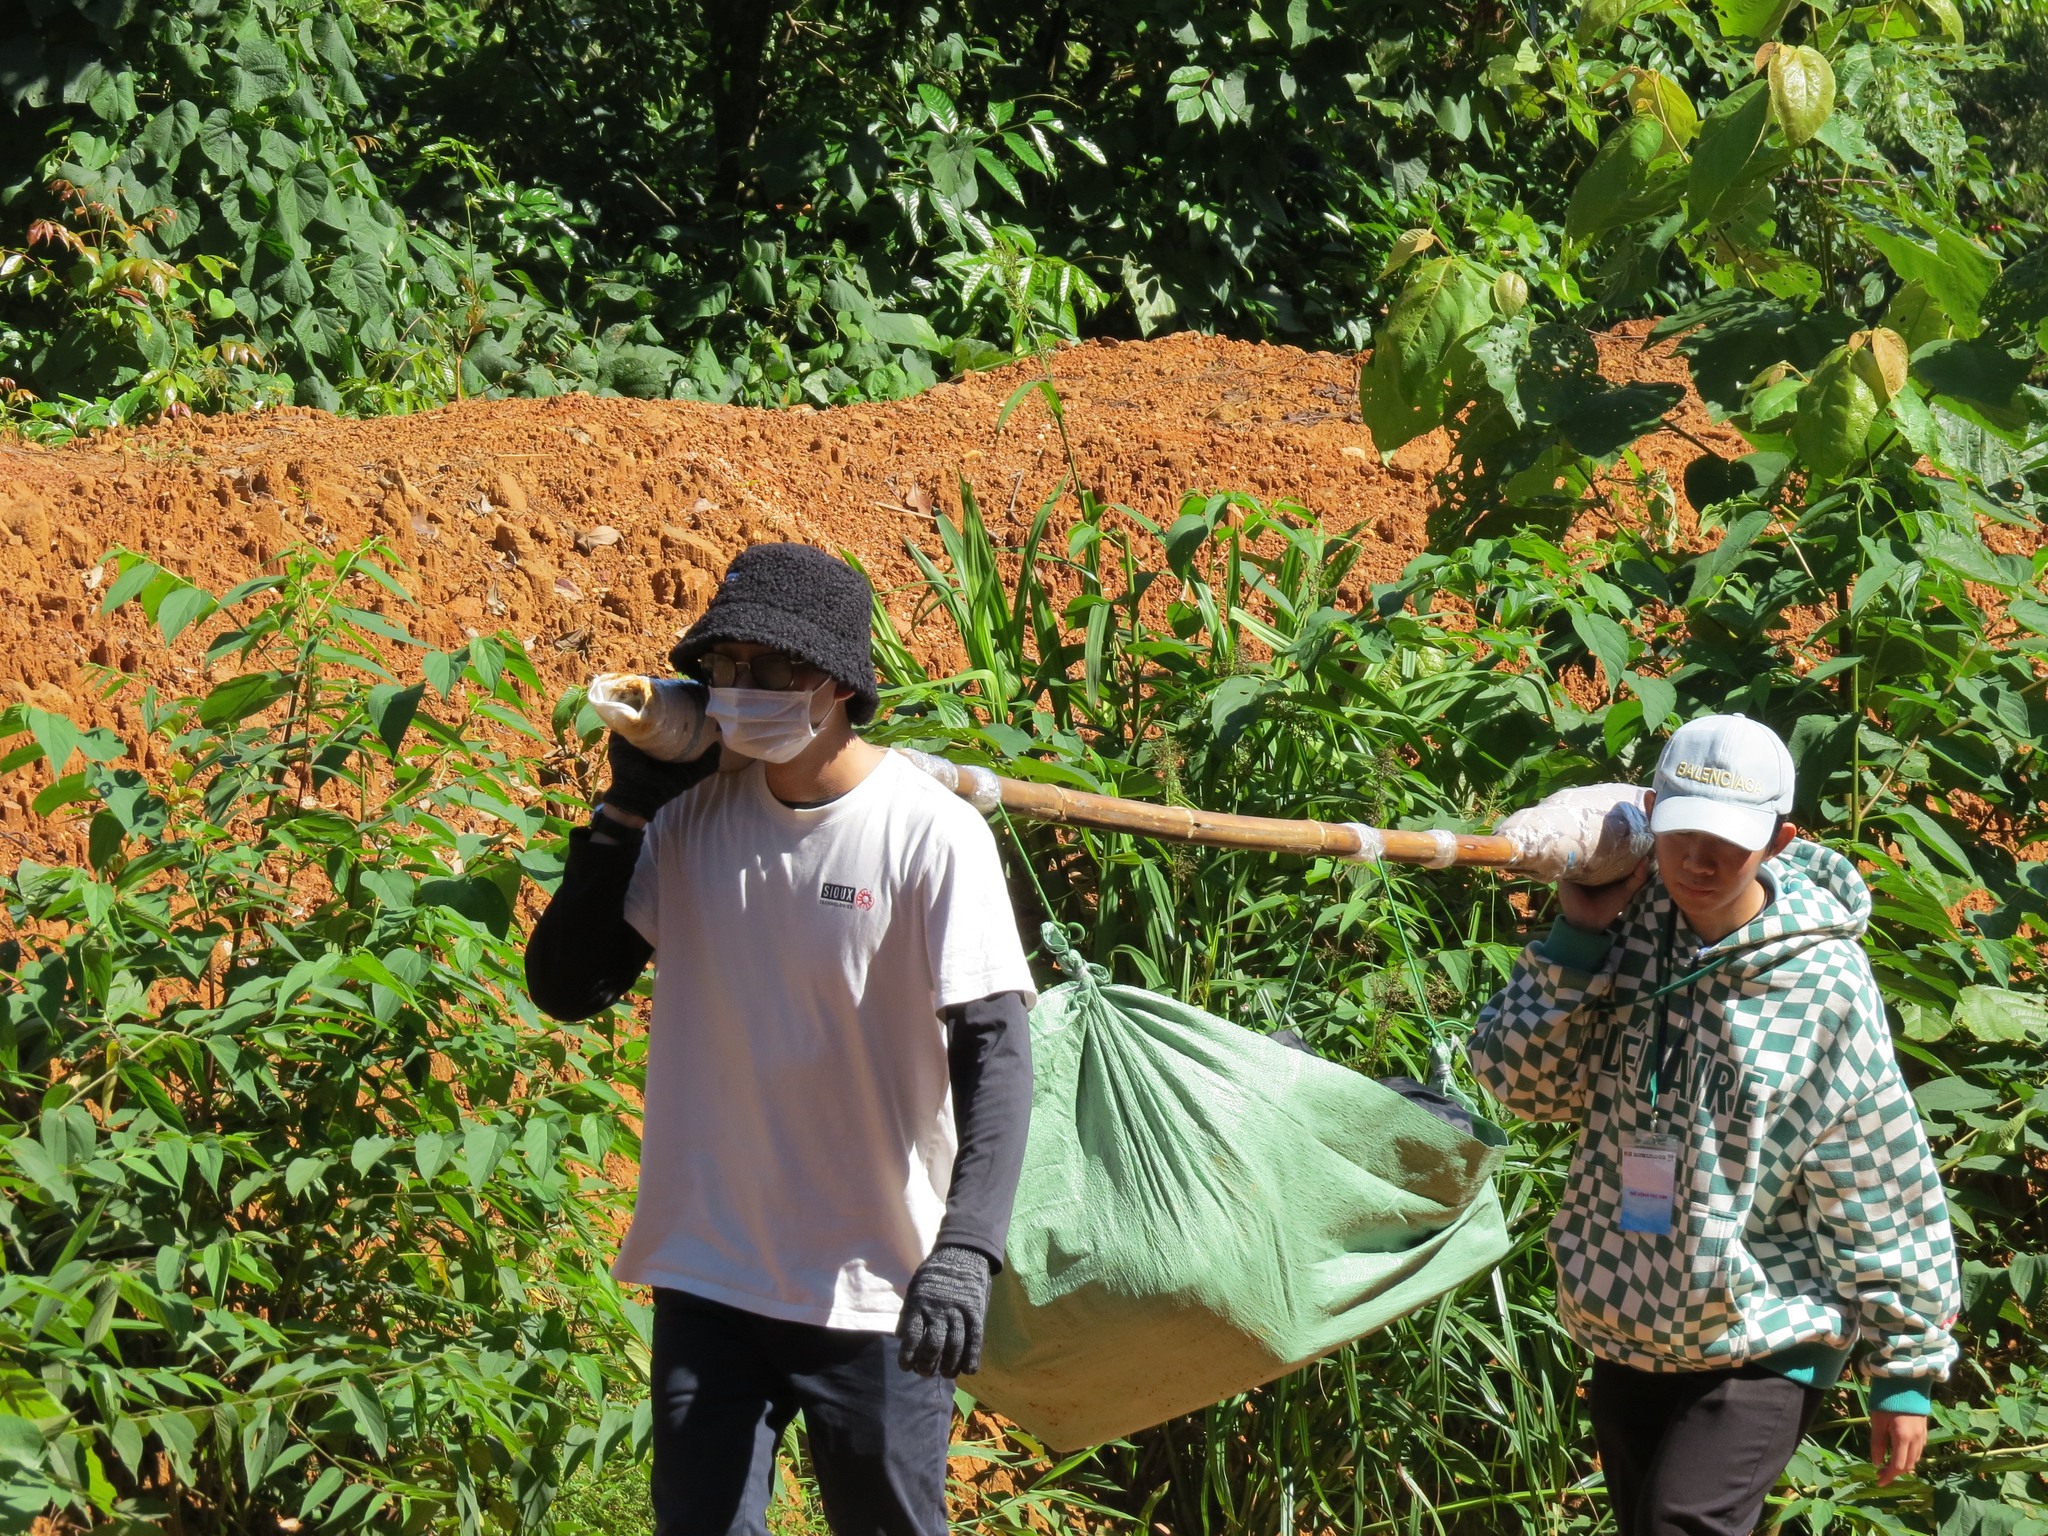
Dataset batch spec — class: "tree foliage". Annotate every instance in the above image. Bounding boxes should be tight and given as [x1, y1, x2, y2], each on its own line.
[0, 549, 645, 1533]
[4, 0, 2038, 430]
[0, 0, 1660, 427]
[1357, 0, 2048, 545]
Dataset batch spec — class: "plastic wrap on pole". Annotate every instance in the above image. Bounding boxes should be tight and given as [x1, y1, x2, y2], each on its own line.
[1497, 783, 1653, 884]
[587, 674, 718, 762]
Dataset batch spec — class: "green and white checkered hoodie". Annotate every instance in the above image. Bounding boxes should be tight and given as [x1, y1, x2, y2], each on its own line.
[1469, 840, 1959, 1408]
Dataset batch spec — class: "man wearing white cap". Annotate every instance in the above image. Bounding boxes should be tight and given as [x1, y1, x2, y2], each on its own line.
[1470, 714, 1960, 1536]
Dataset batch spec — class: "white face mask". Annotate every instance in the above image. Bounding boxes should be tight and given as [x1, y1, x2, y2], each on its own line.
[705, 680, 832, 763]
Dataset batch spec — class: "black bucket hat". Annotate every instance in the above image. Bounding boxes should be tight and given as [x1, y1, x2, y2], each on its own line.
[668, 543, 880, 725]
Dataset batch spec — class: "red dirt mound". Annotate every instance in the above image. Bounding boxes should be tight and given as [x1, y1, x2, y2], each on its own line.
[0, 323, 1735, 818]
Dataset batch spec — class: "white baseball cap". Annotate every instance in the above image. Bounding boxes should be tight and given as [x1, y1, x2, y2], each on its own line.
[1650, 714, 1795, 852]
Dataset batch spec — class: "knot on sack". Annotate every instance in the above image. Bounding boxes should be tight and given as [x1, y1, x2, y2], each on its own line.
[1427, 1035, 1482, 1116]
[1040, 922, 1108, 987]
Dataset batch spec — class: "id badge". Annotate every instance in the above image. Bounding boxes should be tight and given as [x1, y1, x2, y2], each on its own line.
[1619, 1133, 1681, 1236]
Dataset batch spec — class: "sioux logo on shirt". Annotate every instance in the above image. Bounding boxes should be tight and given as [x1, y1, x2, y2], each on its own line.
[819, 881, 875, 911]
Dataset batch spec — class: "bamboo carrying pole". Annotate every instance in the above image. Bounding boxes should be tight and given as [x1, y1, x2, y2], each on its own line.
[891, 748, 1521, 871]
[584, 673, 1646, 881]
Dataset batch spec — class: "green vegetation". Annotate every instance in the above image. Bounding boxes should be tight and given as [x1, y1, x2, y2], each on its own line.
[0, 550, 649, 1533]
[5, 0, 2048, 1533]
[9, 0, 2035, 435]
[864, 433, 2048, 1529]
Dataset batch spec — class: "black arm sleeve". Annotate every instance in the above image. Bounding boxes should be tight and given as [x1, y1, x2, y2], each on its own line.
[524, 821, 656, 1021]
[933, 989, 1033, 1271]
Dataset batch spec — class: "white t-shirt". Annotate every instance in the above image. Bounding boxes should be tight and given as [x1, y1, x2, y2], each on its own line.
[615, 750, 1036, 1330]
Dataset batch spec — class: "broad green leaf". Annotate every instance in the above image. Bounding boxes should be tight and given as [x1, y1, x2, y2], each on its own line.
[1565, 114, 1684, 246]
[1919, 0, 1964, 43]
[1208, 675, 1273, 747]
[1789, 347, 1880, 482]
[1767, 46, 1835, 146]
[198, 671, 295, 729]
[1850, 208, 1999, 337]
[867, 312, 945, 352]
[22, 708, 81, 773]
[107, 1414, 145, 1479]
[1912, 339, 2039, 444]
[1913, 1076, 1997, 1115]
[1626, 671, 1677, 728]
[151, 1411, 199, 1479]
[335, 1378, 388, 1454]
[1953, 986, 2048, 1044]
[1358, 257, 1496, 454]
[1628, 69, 1699, 148]
[311, 13, 359, 76]
[1882, 282, 1951, 351]
[1898, 999, 1952, 1042]
[1688, 82, 1777, 228]
[1889, 802, 1975, 877]
[99, 555, 165, 615]
[365, 682, 424, 755]
[1578, 0, 1637, 45]
[973, 147, 1025, 204]
[300, 1466, 346, 1519]
[417, 874, 514, 935]
[236, 36, 295, 102]
[1380, 227, 1438, 279]
[156, 585, 219, 644]
[2007, 596, 2048, 635]
[1887, 385, 1941, 459]
[521, 1115, 554, 1175]
[463, 1121, 511, 1189]
[423, 649, 463, 700]
[8, 1138, 75, 1206]
[1980, 242, 2048, 348]
[1570, 610, 1632, 687]
[1915, 528, 2030, 589]
[1553, 381, 1684, 457]
[413, 1130, 452, 1182]
[916, 83, 959, 132]
[1711, 0, 1789, 37]
[1686, 506, 1774, 602]
[2013, 1254, 2048, 1313]
[138, 100, 200, 164]
[1164, 510, 1217, 574]
[284, 1156, 327, 1198]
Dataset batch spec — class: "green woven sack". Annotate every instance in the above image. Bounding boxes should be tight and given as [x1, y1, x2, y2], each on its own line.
[975, 933, 1512, 1449]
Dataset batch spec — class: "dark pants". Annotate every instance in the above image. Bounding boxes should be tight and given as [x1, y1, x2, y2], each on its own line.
[648, 1288, 954, 1536]
[1589, 1359, 1825, 1536]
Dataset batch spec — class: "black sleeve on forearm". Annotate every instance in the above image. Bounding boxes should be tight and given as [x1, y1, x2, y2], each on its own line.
[524, 821, 655, 1021]
[934, 989, 1033, 1271]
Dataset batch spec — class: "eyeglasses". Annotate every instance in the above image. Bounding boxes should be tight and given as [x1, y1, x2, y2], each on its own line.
[687, 651, 809, 691]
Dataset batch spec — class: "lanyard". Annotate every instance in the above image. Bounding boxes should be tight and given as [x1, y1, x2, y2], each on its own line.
[1648, 904, 1680, 1114]
[1641, 901, 1794, 1113]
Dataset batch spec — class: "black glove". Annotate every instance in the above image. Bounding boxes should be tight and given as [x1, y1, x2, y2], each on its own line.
[896, 1244, 991, 1378]
[602, 732, 720, 821]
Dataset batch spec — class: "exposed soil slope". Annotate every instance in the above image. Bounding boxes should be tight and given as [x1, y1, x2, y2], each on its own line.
[0, 322, 1736, 837]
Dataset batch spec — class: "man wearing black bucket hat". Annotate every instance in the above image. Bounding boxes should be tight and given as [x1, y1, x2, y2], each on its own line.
[526, 544, 1036, 1536]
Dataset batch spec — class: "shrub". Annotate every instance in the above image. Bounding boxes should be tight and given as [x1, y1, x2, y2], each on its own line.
[0, 545, 646, 1534]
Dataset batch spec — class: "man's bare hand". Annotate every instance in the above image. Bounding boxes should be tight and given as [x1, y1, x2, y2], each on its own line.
[1555, 858, 1651, 932]
[1871, 1409, 1927, 1486]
